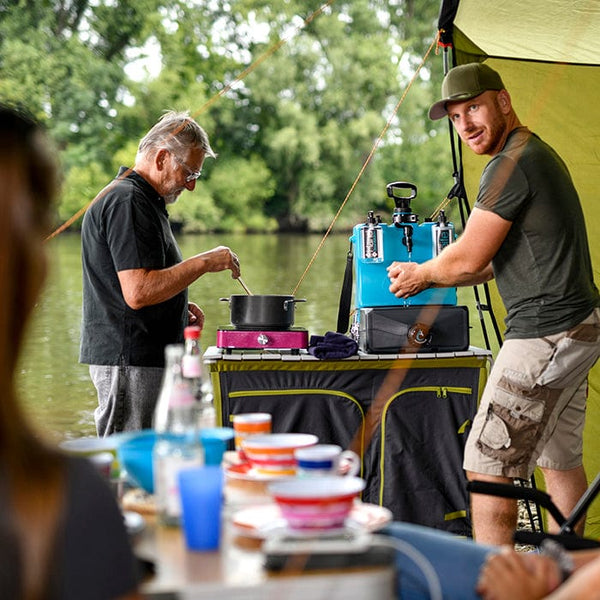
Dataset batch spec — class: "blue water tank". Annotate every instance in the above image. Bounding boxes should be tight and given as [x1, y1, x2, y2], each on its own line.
[350, 219, 457, 308]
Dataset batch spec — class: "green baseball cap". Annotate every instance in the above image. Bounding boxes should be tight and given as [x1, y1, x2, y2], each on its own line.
[429, 63, 505, 120]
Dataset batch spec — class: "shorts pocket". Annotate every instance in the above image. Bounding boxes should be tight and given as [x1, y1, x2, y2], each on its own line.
[476, 373, 560, 473]
[537, 323, 600, 389]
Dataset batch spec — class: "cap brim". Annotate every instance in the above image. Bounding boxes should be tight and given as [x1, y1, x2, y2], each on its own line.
[428, 100, 449, 120]
[429, 91, 489, 120]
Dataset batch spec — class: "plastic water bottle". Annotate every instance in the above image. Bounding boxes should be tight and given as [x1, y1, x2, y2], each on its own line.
[432, 209, 454, 256]
[182, 325, 216, 429]
[153, 344, 204, 526]
[360, 211, 384, 262]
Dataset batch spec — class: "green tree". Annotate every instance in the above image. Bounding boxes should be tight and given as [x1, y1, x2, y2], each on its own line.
[59, 162, 109, 227]
[0, 0, 151, 165]
[216, 0, 398, 230]
[1, 0, 453, 233]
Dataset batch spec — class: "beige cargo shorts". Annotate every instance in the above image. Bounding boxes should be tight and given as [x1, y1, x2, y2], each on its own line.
[464, 308, 600, 479]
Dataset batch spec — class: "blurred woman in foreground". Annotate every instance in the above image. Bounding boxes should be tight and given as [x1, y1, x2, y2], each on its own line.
[0, 105, 140, 599]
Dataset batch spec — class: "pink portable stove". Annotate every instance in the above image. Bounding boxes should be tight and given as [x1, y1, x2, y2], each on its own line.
[216, 326, 309, 354]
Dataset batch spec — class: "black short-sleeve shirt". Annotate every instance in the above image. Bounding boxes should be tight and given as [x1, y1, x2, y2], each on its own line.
[79, 167, 187, 367]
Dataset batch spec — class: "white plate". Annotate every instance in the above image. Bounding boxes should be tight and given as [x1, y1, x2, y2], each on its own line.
[59, 436, 118, 455]
[231, 502, 392, 539]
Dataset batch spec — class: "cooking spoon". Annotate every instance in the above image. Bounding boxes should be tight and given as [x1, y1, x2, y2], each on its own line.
[237, 277, 253, 295]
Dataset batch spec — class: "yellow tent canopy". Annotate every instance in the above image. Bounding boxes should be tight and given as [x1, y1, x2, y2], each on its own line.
[437, 0, 600, 537]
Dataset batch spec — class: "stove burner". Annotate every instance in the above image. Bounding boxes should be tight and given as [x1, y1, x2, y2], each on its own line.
[216, 327, 309, 353]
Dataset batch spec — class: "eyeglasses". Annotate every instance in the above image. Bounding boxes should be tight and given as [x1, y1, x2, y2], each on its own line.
[172, 154, 202, 183]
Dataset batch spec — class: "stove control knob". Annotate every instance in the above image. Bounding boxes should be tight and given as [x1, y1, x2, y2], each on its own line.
[408, 323, 431, 347]
[257, 333, 270, 346]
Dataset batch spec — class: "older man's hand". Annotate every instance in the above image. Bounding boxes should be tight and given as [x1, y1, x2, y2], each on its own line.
[188, 302, 205, 329]
[200, 246, 241, 279]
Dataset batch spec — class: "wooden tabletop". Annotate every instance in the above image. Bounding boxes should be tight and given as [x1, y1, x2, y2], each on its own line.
[130, 478, 397, 600]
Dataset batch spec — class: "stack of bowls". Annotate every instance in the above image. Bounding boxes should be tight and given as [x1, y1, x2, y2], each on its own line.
[241, 433, 318, 477]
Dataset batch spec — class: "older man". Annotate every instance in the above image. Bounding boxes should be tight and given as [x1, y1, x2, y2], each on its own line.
[80, 111, 240, 436]
[388, 63, 600, 545]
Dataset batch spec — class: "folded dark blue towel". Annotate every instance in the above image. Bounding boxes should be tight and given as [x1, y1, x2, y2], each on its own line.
[308, 331, 358, 359]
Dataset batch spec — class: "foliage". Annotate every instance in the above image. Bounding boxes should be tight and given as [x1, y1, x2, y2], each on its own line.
[59, 162, 110, 227]
[0, 0, 453, 233]
[167, 154, 277, 233]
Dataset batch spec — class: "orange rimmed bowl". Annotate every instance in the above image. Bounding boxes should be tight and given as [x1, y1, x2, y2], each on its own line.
[268, 476, 366, 531]
[241, 433, 318, 477]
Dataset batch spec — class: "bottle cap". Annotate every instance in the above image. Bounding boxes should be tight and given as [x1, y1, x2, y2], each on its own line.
[184, 326, 201, 339]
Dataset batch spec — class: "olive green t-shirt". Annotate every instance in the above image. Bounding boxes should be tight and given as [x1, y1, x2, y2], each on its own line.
[474, 127, 599, 338]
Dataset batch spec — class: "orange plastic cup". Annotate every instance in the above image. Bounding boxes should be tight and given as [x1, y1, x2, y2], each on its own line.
[232, 413, 272, 458]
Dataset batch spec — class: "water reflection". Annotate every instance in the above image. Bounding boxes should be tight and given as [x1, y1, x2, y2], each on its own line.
[18, 232, 351, 440]
[18, 232, 490, 440]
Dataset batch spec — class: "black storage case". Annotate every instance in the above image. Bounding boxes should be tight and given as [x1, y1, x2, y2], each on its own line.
[358, 305, 469, 353]
[206, 346, 490, 537]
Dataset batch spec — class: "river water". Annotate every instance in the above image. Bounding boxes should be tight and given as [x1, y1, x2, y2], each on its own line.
[18, 232, 488, 441]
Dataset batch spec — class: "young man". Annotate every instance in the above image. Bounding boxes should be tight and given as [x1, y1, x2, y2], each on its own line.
[80, 111, 241, 436]
[388, 63, 600, 544]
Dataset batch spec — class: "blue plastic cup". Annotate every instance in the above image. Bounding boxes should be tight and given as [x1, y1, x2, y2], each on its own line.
[199, 427, 235, 466]
[178, 466, 223, 551]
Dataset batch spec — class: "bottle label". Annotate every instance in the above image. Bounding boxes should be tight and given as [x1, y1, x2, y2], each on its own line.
[182, 355, 202, 378]
[360, 224, 384, 262]
[432, 224, 454, 256]
[170, 382, 195, 407]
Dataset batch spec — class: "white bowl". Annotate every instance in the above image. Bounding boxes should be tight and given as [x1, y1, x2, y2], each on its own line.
[241, 433, 318, 476]
[269, 476, 366, 531]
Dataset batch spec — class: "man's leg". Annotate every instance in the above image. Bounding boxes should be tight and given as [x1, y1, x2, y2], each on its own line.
[90, 365, 122, 437]
[538, 373, 590, 536]
[124, 365, 165, 432]
[466, 471, 517, 545]
[464, 310, 600, 545]
[541, 464, 588, 535]
[90, 364, 164, 436]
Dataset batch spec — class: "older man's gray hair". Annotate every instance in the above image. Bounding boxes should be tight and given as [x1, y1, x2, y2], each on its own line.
[136, 110, 216, 161]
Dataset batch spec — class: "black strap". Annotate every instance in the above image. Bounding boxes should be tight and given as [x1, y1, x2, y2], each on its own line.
[336, 242, 354, 333]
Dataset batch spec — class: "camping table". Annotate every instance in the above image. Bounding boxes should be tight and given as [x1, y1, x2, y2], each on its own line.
[135, 498, 397, 599]
[204, 346, 492, 536]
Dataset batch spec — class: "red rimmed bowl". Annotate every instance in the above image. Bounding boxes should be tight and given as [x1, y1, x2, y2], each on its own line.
[241, 433, 318, 477]
[268, 476, 366, 531]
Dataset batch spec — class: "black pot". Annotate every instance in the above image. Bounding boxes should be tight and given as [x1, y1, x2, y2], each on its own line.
[220, 294, 306, 330]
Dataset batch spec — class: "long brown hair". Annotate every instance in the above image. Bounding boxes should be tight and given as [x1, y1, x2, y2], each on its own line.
[0, 106, 65, 599]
